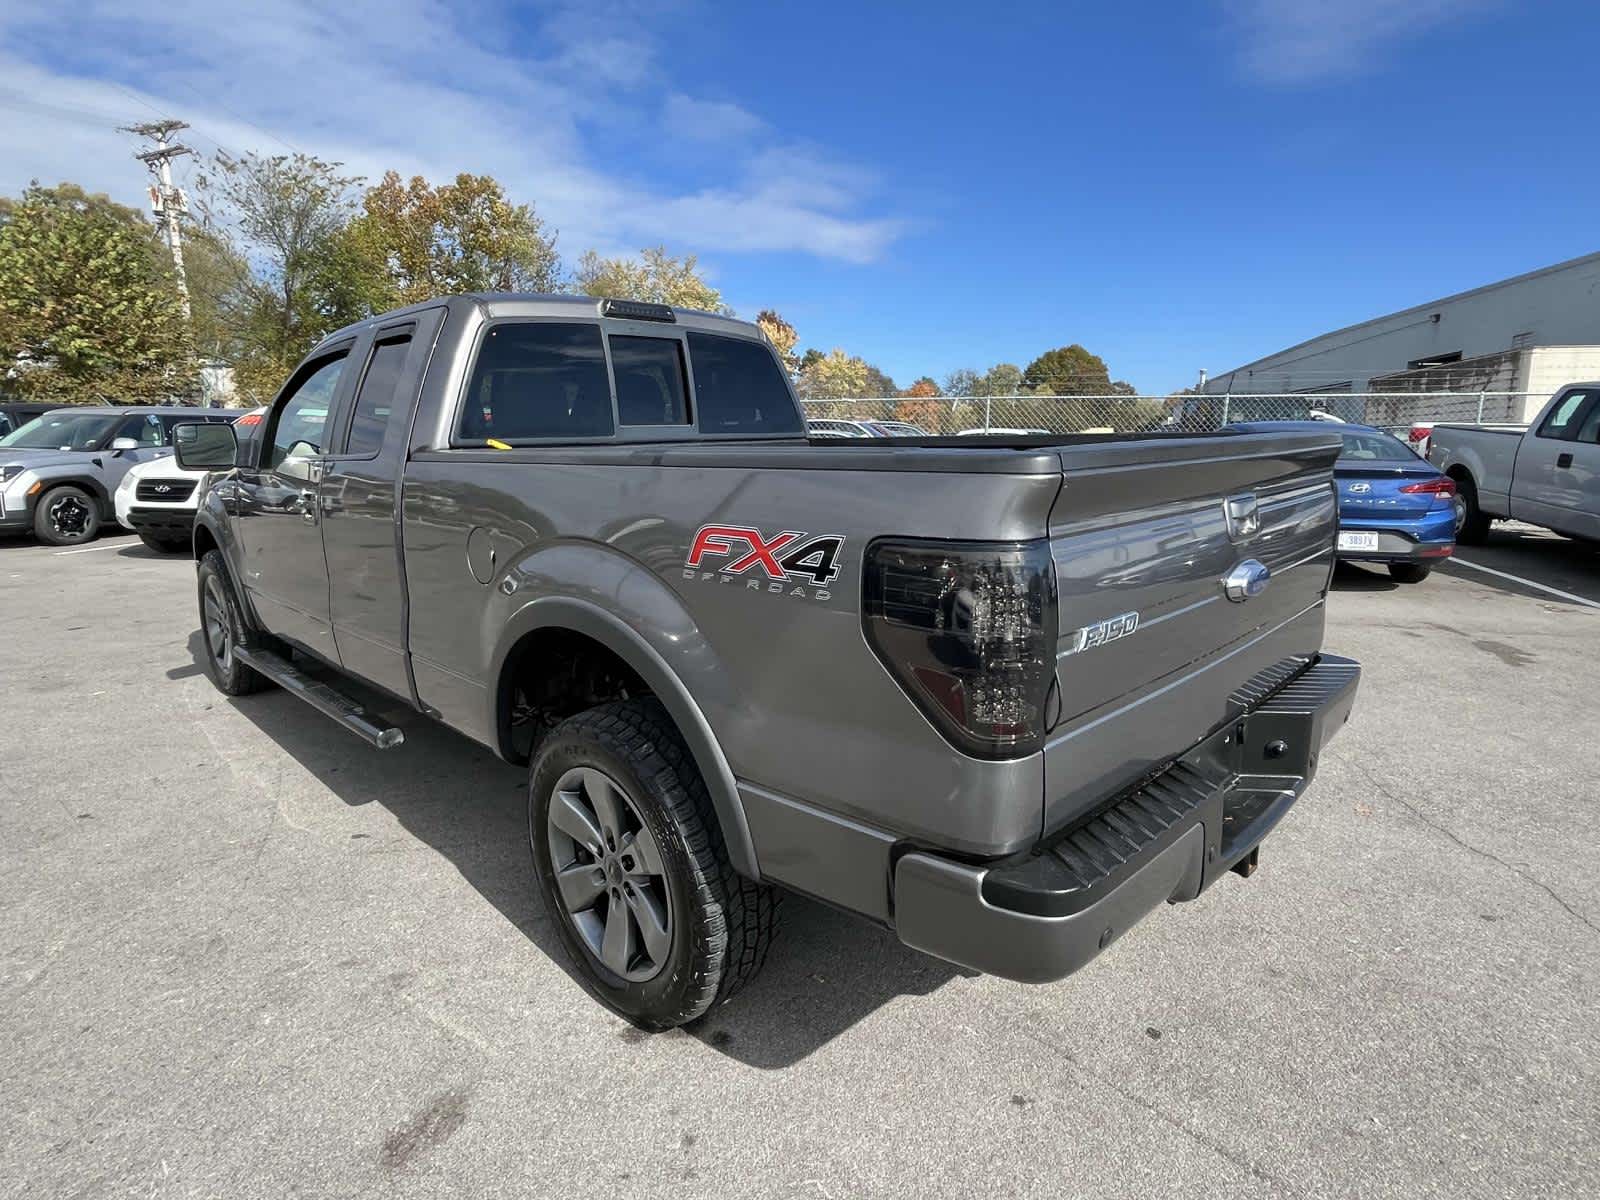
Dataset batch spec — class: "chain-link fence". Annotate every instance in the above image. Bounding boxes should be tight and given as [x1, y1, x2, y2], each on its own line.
[799, 392, 1539, 437]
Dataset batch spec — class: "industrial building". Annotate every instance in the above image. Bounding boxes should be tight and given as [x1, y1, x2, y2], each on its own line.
[1204, 251, 1600, 422]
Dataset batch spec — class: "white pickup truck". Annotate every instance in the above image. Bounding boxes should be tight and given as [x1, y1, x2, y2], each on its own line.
[1428, 383, 1600, 543]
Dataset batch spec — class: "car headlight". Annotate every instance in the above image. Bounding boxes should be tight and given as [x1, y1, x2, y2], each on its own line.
[0, 465, 22, 484]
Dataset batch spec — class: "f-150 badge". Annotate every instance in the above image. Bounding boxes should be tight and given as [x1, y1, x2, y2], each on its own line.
[684, 524, 844, 600]
[1058, 610, 1140, 658]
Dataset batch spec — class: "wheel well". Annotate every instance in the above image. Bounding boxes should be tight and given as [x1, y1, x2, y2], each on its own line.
[1446, 465, 1475, 491]
[36, 477, 110, 515]
[193, 522, 219, 561]
[497, 627, 651, 764]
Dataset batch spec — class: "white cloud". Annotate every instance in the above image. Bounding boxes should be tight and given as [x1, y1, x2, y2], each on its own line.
[1224, 0, 1499, 83]
[0, 0, 906, 264]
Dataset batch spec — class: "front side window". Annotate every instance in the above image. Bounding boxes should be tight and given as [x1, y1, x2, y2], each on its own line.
[117, 413, 166, 447]
[461, 322, 613, 441]
[1537, 390, 1591, 439]
[268, 354, 347, 475]
[611, 335, 689, 426]
[688, 333, 801, 435]
[346, 333, 412, 456]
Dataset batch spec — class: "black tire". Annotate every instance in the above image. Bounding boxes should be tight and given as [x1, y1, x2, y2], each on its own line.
[32, 484, 101, 546]
[197, 549, 270, 696]
[1389, 562, 1432, 584]
[528, 697, 780, 1030]
[1453, 474, 1490, 544]
[139, 531, 191, 555]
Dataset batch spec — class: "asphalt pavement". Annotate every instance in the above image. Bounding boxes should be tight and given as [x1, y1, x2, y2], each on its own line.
[1, 527, 1596, 1199]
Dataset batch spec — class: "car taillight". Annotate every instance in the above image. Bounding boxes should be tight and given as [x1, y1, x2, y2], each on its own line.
[1408, 424, 1431, 443]
[862, 538, 1057, 758]
[1399, 478, 1456, 497]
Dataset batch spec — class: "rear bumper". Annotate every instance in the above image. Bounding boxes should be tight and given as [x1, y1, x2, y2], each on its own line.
[1338, 511, 1455, 563]
[892, 653, 1360, 983]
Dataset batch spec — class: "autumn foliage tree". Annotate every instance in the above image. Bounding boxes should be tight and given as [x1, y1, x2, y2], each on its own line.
[755, 309, 798, 371]
[576, 246, 730, 313]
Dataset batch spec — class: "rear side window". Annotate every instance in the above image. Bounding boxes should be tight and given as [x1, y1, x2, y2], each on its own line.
[461, 323, 613, 441]
[346, 332, 411, 456]
[688, 333, 802, 435]
[1537, 390, 1592, 439]
[118, 412, 166, 447]
[611, 336, 689, 426]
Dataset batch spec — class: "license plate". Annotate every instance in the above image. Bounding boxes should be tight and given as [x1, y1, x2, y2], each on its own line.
[1337, 531, 1379, 552]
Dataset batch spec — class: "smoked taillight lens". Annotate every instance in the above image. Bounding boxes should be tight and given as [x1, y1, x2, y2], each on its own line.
[862, 539, 1057, 758]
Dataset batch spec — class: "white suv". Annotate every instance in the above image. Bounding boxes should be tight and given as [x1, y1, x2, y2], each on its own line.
[115, 408, 264, 552]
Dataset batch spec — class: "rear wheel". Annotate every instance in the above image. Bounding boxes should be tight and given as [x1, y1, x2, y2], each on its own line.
[1453, 474, 1490, 544]
[33, 485, 101, 546]
[1389, 562, 1432, 584]
[528, 697, 780, 1030]
[139, 531, 191, 555]
[197, 549, 269, 695]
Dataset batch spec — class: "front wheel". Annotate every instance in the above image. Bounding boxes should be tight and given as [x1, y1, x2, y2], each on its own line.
[1389, 562, 1432, 584]
[197, 550, 270, 695]
[33, 485, 101, 546]
[529, 698, 780, 1030]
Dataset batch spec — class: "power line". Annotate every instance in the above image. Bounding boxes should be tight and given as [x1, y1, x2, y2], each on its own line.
[120, 119, 194, 320]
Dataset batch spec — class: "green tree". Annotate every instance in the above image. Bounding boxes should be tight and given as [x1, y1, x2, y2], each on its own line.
[942, 367, 980, 396]
[976, 363, 1023, 395]
[0, 182, 196, 403]
[1021, 344, 1112, 395]
[576, 245, 730, 314]
[861, 364, 897, 397]
[342, 171, 562, 309]
[192, 152, 365, 404]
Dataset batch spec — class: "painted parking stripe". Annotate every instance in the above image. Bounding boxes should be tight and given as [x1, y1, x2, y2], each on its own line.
[52, 540, 131, 556]
[1448, 556, 1600, 610]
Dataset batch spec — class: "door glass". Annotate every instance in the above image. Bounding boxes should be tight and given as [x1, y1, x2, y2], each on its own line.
[1537, 391, 1590, 439]
[268, 354, 347, 478]
[346, 334, 411, 456]
[610, 336, 689, 426]
[118, 413, 167, 447]
[1574, 401, 1600, 445]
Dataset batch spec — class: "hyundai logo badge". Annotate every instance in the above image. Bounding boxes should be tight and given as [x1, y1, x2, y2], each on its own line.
[1348, 482, 1372, 494]
[1223, 559, 1271, 602]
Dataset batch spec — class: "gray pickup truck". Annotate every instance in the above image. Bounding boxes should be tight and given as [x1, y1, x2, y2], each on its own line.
[175, 294, 1360, 1029]
[1429, 383, 1600, 543]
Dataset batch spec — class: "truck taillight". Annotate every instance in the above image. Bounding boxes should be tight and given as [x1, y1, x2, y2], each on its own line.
[862, 539, 1057, 758]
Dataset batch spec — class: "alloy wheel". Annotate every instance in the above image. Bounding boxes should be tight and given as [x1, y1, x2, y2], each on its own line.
[203, 575, 233, 674]
[546, 766, 673, 983]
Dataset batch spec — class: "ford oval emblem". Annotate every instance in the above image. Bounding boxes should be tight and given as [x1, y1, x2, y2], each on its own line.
[1223, 559, 1271, 602]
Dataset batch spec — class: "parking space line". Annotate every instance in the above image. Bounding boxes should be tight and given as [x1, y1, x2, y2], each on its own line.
[52, 541, 130, 556]
[1448, 556, 1600, 610]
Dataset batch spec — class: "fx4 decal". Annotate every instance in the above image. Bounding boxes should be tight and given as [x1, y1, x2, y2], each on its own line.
[683, 524, 846, 600]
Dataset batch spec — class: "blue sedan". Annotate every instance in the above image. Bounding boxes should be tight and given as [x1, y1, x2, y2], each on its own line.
[1230, 421, 1456, 583]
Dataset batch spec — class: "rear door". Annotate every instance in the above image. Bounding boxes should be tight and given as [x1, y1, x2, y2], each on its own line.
[1511, 387, 1595, 529]
[231, 343, 354, 660]
[1042, 430, 1340, 830]
[319, 309, 443, 701]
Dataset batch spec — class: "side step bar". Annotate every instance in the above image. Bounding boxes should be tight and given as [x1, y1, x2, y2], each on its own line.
[233, 645, 406, 750]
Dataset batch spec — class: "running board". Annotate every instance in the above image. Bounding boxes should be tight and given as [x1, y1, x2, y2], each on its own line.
[233, 645, 406, 750]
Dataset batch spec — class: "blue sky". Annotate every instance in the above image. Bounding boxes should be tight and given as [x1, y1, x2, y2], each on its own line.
[2, 0, 1597, 391]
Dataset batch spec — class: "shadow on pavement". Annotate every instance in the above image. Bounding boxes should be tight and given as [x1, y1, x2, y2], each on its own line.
[1440, 524, 1600, 608]
[181, 629, 963, 1068]
[1330, 561, 1399, 592]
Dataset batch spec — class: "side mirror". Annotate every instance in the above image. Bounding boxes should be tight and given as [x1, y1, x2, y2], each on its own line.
[173, 422, 239, 471]
[109, 437, 140, 452]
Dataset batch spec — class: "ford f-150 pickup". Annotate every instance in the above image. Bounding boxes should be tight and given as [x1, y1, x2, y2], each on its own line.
[174, 294, 1360, 1029]
[1429, 383, 1600, 544]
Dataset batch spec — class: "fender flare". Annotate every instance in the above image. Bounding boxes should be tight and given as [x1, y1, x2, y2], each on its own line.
[32, 474, 113, 520]
[490, 594, 759, 880]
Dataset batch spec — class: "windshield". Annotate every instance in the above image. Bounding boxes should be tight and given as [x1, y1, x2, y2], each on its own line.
[0, 411, 120, 451]
[1338, 429, 1417, 461]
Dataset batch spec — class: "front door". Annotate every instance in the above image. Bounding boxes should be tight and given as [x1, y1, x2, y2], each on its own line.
[232, 347, 353, 660]
[1511, 387, 1595, 530]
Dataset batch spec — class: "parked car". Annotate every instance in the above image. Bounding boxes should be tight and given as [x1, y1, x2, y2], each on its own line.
[176, 293, 1358, 1030]
[0, 406, 238, 545]
[957, 426, 1052, 436]
[1229, 421, 1455, 582]
[1405, 421, 1436, 458]
[115, 408, 267, 553]
[862, 420, 929, 437]
[1428, 383, 1600, 544]
[0, 402, 57, 440]
[806, 418, 878, 438]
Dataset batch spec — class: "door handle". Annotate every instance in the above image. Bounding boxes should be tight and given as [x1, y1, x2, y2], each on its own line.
[1557, 452, 1574, 469]
[300, 489, 319, 524]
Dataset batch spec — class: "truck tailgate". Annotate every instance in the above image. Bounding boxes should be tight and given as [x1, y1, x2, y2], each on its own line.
[1043, 431, 1340, 832]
